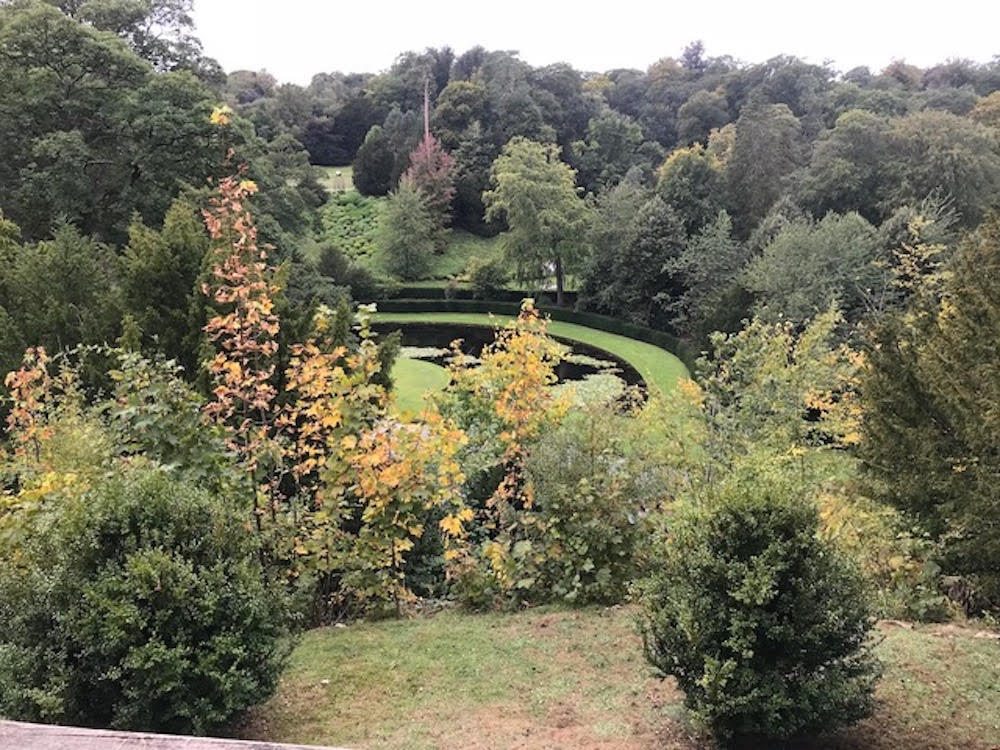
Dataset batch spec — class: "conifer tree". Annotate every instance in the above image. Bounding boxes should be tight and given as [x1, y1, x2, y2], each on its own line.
[861, 215, 1000, 606]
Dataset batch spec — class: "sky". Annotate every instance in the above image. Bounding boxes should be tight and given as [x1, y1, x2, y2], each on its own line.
[192, 0, 1000, 85]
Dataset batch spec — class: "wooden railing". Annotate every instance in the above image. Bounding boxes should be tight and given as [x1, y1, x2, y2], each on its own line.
[0, 720, 351, 750]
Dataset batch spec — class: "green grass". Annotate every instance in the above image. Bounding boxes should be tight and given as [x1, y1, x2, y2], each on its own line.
[319, 187, 504, 282]
[316, 165, 354, 194]
[242, 608, 1000, 750]
[374, 311, 689, 394]
[423, 229, 504, 280]
[390, 357, 450, 416]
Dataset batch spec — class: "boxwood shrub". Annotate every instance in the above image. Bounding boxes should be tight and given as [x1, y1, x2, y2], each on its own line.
[0, 465, 291, 734]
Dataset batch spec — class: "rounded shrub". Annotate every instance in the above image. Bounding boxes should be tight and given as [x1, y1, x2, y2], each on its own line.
[465, 255, 509, 296]
[640, 479, 881, 744]
[0, 464, 291, 734]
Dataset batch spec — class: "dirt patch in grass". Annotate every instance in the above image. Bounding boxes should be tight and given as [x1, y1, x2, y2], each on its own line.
[240, 607, 1000, 750]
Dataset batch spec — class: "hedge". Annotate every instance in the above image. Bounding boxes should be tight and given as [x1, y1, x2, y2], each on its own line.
[373, 285, 578, 306]
[371, 298, 693, 367]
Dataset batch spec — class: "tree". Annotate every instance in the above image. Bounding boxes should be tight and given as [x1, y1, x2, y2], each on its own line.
[861, 216, 1000, 606]
[401, 132, 455, 239]
[579, 177, 649, 316]
[451, 122, 500, 234]
[656, 143, 727, 235]
[725, 103, 805, 235]
[800, 109, 892, 222]
[571, 109, 659, 193]
[201, 173, 280, 523]
[970, 91, 1000, 128]
[483, 138, 590, 306]
[2, 224, 123, 356]
[676, 89, 730, 145]
[121, 198, 209, 370]
[531, 62, 597, 148]
[432, 80, 490, 149]
[0, 464, 289, 734]
[671, 210, 749, 339]
[0, 3, 237, 242]
[743, 212, 884, 326]
[614, 195, 686, 328]
[60, 0, 215, 76]
[376, 182, 438, 281]
[885, 110, 1000, 227]
[351, 125, 395, 196]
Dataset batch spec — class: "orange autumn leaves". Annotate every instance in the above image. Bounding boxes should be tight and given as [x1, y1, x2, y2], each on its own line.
[202, 171, 279, 480]
[199, 169, 475, 605]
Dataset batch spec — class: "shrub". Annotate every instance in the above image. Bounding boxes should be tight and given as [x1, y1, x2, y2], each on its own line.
[519, 404, 661, 603]
[466, 255, 509, 296]
[0, 465, 291, 734]
[316, 243, 380, 300]
[640, 477, 880, 743]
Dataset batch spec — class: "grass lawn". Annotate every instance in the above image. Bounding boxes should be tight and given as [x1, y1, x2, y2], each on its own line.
[241, 606, 1000, 750]
[374, 312, 689, 395]
[317, 165, 354, 194]
[390, 356, 450, 416]
[423, 230, 504, 280]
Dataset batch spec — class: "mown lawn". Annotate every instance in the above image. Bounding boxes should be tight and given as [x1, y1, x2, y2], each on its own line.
[390, 356, 450, 416]
[316, 165, 354, 194]
[241, 607, 1000, 750]
[374, 312, 689, 395]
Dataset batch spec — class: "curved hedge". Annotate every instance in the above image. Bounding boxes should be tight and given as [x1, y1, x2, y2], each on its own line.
[373, 298, 693, 368]
[375, 285, 578, 306]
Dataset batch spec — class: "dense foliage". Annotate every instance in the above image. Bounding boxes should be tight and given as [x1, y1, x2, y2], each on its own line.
[0, 463, 288, 734]
[861, 215, 1000, 608]
[640, 475, 880, 743]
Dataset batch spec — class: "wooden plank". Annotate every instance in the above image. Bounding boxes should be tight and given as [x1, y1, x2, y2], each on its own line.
[0, 720, 351, 750]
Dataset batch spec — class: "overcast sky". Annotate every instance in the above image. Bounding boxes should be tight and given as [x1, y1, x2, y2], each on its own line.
[192, 0, 999, 85]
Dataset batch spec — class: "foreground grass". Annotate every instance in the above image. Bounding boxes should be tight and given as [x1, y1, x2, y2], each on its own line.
[390, 357, 450, 416]
[242, 607, 1000, 750]
[374, 312, 689, 394]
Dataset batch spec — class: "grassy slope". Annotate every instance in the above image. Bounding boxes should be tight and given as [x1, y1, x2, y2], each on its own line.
[316, 165, 354, 194]
[390, 357, 450, 416]
[243, 607, 1000, 750]
[319, 185, 503, 282]
[423, 230, 504, 280]
[374, 312, 689, 394]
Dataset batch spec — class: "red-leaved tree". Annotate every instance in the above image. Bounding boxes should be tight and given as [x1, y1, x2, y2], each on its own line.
[401, 133, 456, 230]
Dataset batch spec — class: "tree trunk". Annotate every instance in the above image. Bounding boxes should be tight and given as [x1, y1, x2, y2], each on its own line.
[554, 254, 564, 307]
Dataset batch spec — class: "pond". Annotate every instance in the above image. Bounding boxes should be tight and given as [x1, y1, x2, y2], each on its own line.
[373, 322, 647, 401]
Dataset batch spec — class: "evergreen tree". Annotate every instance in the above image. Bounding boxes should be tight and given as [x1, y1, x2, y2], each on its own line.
[377, 182, 438, 281]
[122, 198, 209, 370]
[861, 215, 1000, 607]
[352, 125, 395, 196]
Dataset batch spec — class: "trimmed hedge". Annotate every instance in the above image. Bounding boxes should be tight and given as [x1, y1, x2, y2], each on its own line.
[374, 285, 578, 306]
[372, 298, 692, 366]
